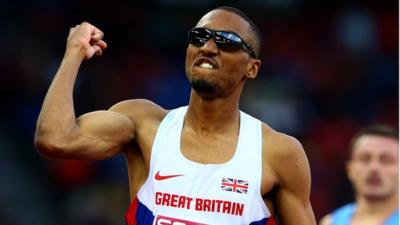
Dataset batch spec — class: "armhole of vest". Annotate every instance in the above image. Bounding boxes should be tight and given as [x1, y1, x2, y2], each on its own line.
[244, 114, 272, 220]
[148, 108, 177, 175]
[256, 119, 272, 217]
[148, 106, 186, 175]
[136, 108, 181, 206]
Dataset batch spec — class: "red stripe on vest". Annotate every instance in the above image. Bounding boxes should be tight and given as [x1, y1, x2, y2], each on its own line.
[125, 198, 139, 225]
[266, 216, 277, 225]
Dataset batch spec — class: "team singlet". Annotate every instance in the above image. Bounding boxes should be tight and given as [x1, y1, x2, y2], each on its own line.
[125, 106, 276, 225]
[330, 203, 399, 225]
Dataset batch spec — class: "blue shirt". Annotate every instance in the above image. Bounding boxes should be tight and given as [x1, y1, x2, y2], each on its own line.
[331, 203, 399, 225]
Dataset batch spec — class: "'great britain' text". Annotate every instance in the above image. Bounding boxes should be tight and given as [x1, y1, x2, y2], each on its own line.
[155, 192, 244, 216]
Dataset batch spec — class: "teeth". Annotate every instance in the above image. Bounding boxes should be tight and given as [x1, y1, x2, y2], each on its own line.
[199, 62, 214, 69]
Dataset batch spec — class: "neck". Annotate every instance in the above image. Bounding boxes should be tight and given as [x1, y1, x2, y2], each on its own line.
[185, 89, 241, 134]
[355, 194, 398, 217]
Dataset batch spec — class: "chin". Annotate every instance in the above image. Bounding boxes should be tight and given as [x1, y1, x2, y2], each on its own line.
[362, 190, 393, 200]
[191, 78, 216, 93]
[190, 78, 225, 99]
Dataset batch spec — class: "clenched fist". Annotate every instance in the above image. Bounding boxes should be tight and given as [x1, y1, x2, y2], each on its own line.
[67, 22, 107, 60]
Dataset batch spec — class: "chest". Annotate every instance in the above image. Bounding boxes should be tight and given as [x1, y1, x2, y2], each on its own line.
[146, 138, 269, 223]
[135, 114, 278, 197]
[180, 130, 239, 164]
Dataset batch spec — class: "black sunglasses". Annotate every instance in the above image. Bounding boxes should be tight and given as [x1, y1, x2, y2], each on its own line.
[188, 27, 257, 58]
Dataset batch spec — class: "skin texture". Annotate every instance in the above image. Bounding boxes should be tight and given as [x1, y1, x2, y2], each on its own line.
[35, 10, 316, 225]
[319, 135, 398, 225]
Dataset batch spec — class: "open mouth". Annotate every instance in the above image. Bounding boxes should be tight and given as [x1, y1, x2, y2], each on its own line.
[194, 57, 218, 70]
[198, 62, 214, 69]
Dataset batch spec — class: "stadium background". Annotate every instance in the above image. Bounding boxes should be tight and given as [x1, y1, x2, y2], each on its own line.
[0, 0, 397, 224]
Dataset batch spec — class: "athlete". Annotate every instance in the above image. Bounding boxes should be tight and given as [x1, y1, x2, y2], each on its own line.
[319, 125, 398, 225]
[35, 6, 316, 225]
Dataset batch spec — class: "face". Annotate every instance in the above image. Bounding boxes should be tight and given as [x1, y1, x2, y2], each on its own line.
[185, 9, 260, 99]
[347, 135, 398, 201]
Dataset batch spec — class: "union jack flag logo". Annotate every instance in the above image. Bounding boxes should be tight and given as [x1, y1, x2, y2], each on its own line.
[221, 178, 249, 194]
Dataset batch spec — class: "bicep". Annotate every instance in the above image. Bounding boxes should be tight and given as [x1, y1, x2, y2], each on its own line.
[62, 110, 135, 160]
[275, 188, 315, 225]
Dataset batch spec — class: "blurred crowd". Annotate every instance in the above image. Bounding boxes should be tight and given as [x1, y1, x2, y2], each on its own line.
[0, 1, 397, 225]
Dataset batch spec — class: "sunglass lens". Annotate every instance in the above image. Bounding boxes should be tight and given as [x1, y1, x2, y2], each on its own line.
[189, 28, 211, 47]
[214, 32, 242, 52]
[188, 28, 251, 56]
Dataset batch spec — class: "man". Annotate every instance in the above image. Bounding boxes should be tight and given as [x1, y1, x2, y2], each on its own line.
[319, 125, 399, 225]
[35, 6, 316, 225]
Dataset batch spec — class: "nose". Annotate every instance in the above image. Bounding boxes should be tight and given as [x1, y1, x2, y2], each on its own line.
[199, 39, 219, 55]
[368, 158, 382, 172]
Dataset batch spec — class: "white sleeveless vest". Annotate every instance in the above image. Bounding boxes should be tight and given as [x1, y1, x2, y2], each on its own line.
[125, 106, 275, 225]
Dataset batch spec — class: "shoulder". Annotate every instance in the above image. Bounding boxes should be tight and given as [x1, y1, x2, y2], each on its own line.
[260, 123, 315, 224]
[331, 203, 356, 217]
[261, 123, 311, 194]
[109, 99, 168, 125]
[261, 124, 307, 173]
[319, 214, 332, 225]
[319, 203, 356, 225]
[262, 124, 303, 153]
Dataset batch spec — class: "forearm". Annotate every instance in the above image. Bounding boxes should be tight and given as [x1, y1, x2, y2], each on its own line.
[35, 49, 85, 145]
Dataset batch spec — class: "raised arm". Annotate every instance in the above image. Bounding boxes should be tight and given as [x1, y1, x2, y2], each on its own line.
[265, 130, 316, 225]
[34, 22, 135, 160]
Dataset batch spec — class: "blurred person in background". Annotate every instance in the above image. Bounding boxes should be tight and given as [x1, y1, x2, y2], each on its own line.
[319, 125, 399, 225]
[34, 6, 316, 225]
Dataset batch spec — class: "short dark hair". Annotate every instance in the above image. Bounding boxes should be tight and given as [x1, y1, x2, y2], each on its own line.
[215, 6, 262, 58]
[349, 124, 398, 157]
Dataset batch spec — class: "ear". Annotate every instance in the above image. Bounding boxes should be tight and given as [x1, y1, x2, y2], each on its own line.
[346, 160, 354, 181]
[246, 58, 261, 79]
